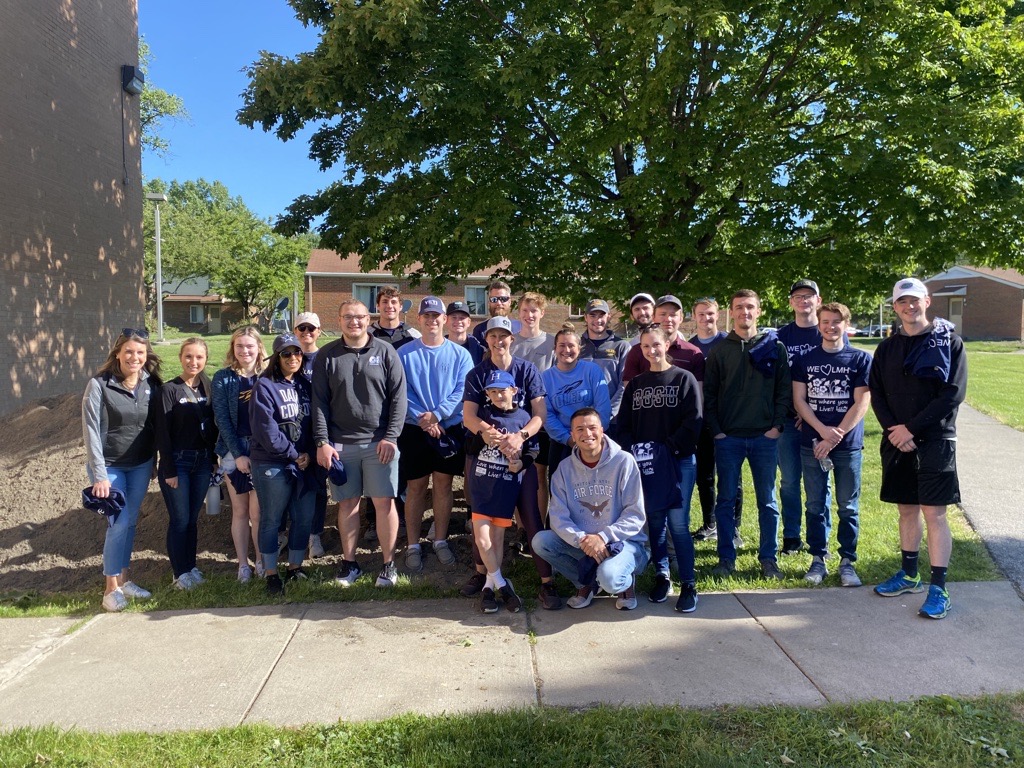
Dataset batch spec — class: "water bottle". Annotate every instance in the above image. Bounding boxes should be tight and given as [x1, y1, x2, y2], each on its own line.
[206, 468, 224, 515]
[812, 439, 834, 472]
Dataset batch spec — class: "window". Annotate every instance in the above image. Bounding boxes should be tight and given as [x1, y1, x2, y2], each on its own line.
[465, 285, 487, 316]
[567, 303, 584, 318]
[354, 283, 395, 313]
[189, 305, 204, 324]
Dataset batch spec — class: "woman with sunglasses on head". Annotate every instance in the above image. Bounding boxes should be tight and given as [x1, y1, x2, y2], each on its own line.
[250, 334, 316, 595]
[618, 325, 703, 613]
[155, 337, 217, 591]
[212, 326, 267, 582]
[82, 327, 162, 612]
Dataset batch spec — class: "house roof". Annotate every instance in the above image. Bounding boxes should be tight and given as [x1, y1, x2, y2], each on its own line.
[163, 294, 225, 304]
[926, 265, 1024, 289]
[305, 249, 503, 279]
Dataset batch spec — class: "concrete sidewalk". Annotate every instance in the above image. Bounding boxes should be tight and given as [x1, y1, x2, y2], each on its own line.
[0, 581, 1021, 733]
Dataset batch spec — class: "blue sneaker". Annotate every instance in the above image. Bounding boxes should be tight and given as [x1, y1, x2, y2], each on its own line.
[919, 584, 950, 619]
[874, 570, 924, 597]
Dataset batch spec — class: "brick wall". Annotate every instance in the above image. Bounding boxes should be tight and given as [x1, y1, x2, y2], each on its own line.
[0, 0, 142, 414]
[927, 277, 1024, 340]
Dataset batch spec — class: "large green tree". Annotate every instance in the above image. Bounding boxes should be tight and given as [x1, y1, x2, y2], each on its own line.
[143, 179, 315, 325]
[139, 38, 188, 157]
[238, 0, 1024, 311]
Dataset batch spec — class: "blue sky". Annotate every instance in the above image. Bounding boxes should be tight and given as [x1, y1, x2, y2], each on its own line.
[139, 1, 329, 222]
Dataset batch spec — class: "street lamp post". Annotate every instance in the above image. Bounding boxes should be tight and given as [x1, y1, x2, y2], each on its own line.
[145, 192, 168, 342]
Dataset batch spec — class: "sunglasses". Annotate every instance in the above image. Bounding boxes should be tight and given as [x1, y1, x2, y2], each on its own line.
[489, 296, 511, 304]
[279, 350, 303, 359]
[295, 324, 318, 333]
[121, 327, 149, 339]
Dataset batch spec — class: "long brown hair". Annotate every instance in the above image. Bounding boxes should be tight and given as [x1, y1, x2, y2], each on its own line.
[96, 329, 162, 385]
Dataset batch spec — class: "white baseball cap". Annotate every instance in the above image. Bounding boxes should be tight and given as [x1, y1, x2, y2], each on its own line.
[294, 312, 321, 328]
[892, 278, 928, 302]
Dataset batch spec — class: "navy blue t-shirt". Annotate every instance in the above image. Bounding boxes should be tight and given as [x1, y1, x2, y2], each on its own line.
[792, 345, 872, 451]
[464, 357, 546, 414]
[777, 323, 822, 368]
[235, 375, 256, 439]
[466, 405, 536, 519]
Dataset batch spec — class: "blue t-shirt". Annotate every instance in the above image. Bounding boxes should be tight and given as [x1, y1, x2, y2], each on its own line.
[464, 357, 546, 414]
[792, 345, 872, 450]
[777, 322, 822, 367]
[467, 405, 535, 519]
[688, 331, 728, 355]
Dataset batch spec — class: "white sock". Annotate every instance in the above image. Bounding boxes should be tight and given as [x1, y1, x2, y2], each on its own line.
[488, 570, 506, 589]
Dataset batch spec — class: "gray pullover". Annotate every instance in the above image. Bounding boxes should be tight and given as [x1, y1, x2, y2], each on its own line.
[82, 372, 157, 482]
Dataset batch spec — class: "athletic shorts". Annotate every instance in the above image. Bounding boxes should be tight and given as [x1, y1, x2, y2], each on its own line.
[329, 441, 400, 501]
[471, 512, 515, 528]
[879, 437, 960, 506]
[534, 431, 550, 467]
[398, 423, 466, 481]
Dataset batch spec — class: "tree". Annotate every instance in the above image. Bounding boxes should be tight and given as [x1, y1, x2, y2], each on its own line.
[139, 37, 188, 157]
[142, 178, 315, 325]
[238, 0, 1024, 312]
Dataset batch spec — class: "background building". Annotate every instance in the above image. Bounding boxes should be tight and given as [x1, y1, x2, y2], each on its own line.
[1, 0, 143, 415]
[925, 265, 1024, 341]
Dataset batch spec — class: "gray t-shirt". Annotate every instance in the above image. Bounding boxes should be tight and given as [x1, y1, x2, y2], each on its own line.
[511, 332, 555, 372]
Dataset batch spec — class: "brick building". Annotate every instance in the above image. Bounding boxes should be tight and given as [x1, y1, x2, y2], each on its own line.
[925, 265, 1024, 341]
[304, 249, 632, 336]
[1, 0, 143, 414]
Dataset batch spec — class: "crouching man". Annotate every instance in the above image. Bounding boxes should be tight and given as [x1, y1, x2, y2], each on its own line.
[532, 408, 649, 610]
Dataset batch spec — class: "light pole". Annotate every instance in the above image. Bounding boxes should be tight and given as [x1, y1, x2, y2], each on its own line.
[145, 192, 168, 342]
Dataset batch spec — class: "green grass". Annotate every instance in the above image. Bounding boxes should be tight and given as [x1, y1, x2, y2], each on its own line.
[964, 342, 1024, 430]
[2, 695, 1022, 766]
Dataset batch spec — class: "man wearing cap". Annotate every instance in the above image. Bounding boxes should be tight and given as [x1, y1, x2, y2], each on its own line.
[472, 280, 522, 343]
[627, 293, 656, 345]
[313, 299, 408, 589]
[446, 301, 485, 366]
[776, 279, 824, 555]
[578, 298, 631, 420]
[688, 297, 742, 543]
[397, 297, 474, 572]
[703, 289, 791, 580]
[371, 286, 421, 350]
[869, 278, 967, 619]
[622, 295, 705, 384]
[294, 311, 328, 557]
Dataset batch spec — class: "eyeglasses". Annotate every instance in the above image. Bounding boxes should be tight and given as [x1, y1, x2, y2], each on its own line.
[121, 327, 149, 339]
[342, 314, 369, 322]
[489, 296, 511, 304]
[279, 350, 303, 359]
[791, 293, 817, 302]
[295, 324, 318, 333]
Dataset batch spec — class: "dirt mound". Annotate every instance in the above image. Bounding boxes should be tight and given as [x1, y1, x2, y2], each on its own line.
[0, 393, 474, 599]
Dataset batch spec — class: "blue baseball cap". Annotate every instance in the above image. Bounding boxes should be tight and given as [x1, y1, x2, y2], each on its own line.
[273, 333, 301, 354]
[484, 369, 516, 390]
[419, 296, 445, 315]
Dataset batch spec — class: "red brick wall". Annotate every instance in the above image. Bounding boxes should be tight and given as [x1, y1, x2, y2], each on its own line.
[926, 277, 1024, 340]
[1, 0, 142, 414]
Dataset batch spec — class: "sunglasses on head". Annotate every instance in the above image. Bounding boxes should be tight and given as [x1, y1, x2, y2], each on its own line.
[279, 349, 303, 359]
[296, 324, 318, 333]
[121, 327, 149, 339]
[489, 296, 511, 303]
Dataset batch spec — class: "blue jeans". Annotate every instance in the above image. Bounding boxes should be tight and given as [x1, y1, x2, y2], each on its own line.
[714, 435, 780, 562]
[252, 461, 316, 572]
[777, 420, 803, 539]
[89, 460, 153, 577]
[801, 447, 862, 561]
[531, 530, 650, 594]
[158, 449, 213, 578]
[648, 455, 697, 582]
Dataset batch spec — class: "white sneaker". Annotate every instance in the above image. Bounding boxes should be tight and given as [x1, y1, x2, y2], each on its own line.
[120, 581, 151, 599]
[309, 534, 325, 558]
[254, 560, 266, 578]
[189, 567, 205, 585]
[102, 588, 128, 612]
[237, 565, 253, 583]
[433, 539, 456, 566]
[173, 572, 196, 591]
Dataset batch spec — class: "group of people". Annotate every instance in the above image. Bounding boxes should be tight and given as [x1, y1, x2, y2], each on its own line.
[82, 276, 966, 621]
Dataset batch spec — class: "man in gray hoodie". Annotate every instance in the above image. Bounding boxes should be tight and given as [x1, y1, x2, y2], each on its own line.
[532, 407, 649, 610]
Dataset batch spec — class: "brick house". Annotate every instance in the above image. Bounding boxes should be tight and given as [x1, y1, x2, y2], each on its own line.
[304, 249, 629, 335]
[924, 265, 1024, 341]
[161, 277, 244, 335]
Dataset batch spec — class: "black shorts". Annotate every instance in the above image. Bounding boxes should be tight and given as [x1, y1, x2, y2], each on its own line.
[398, 423, 466, 481]
[534, 431, 550, 467]
[879, 438, 960, 506]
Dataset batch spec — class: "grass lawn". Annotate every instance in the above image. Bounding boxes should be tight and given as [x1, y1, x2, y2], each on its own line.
[963, 342, 1024, 430]
[2, 695, 1022, 766]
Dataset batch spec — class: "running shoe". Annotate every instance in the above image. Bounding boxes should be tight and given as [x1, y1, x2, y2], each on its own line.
[919, 584, 950, 619]
[804, 556, 827, 585]
[375, 561, 399, 588]
[649, 573, 671, 603]
[874, 570, 924, 597]
[675, 582, 698, 613]
[839, 558, 862, 588]
[499, 580, 523, 613]
[334, 560, 362, 587]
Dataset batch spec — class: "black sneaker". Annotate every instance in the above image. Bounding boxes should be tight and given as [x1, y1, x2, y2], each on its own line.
[760, 558, 784, 580]
[460, 572, 486, 597]
[266, 573, 284, 595]
[781, 537, 804, 556]
[710, 559, 735, 578]
[499, 580, 523, 613]
[334, 560, 361, 587]
[285, 567, 309, 582]
[649, 572, 671, 603]
[675, 582, 698, 613]
[538, 581, 562, 610]
[480, 587, 498, 613]
[692, 525, 718, 541]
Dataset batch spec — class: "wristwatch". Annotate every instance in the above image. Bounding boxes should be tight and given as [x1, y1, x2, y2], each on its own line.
[315, 438, 329, 448]
[520, 429, 530, 441]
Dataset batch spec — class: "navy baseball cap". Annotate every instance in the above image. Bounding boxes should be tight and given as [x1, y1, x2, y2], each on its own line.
[790, 279, 820, 296]
[655, 294, 682, 310]
[419, 296, 445, 314]
[585, 299, 610, 314]
[446, 301, 471, 317]
[484, 369, 516, 389]
[273, 333, 301, 354]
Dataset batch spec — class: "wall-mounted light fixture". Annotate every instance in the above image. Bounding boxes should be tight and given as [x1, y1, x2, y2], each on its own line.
[121, 64, 144, 95]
